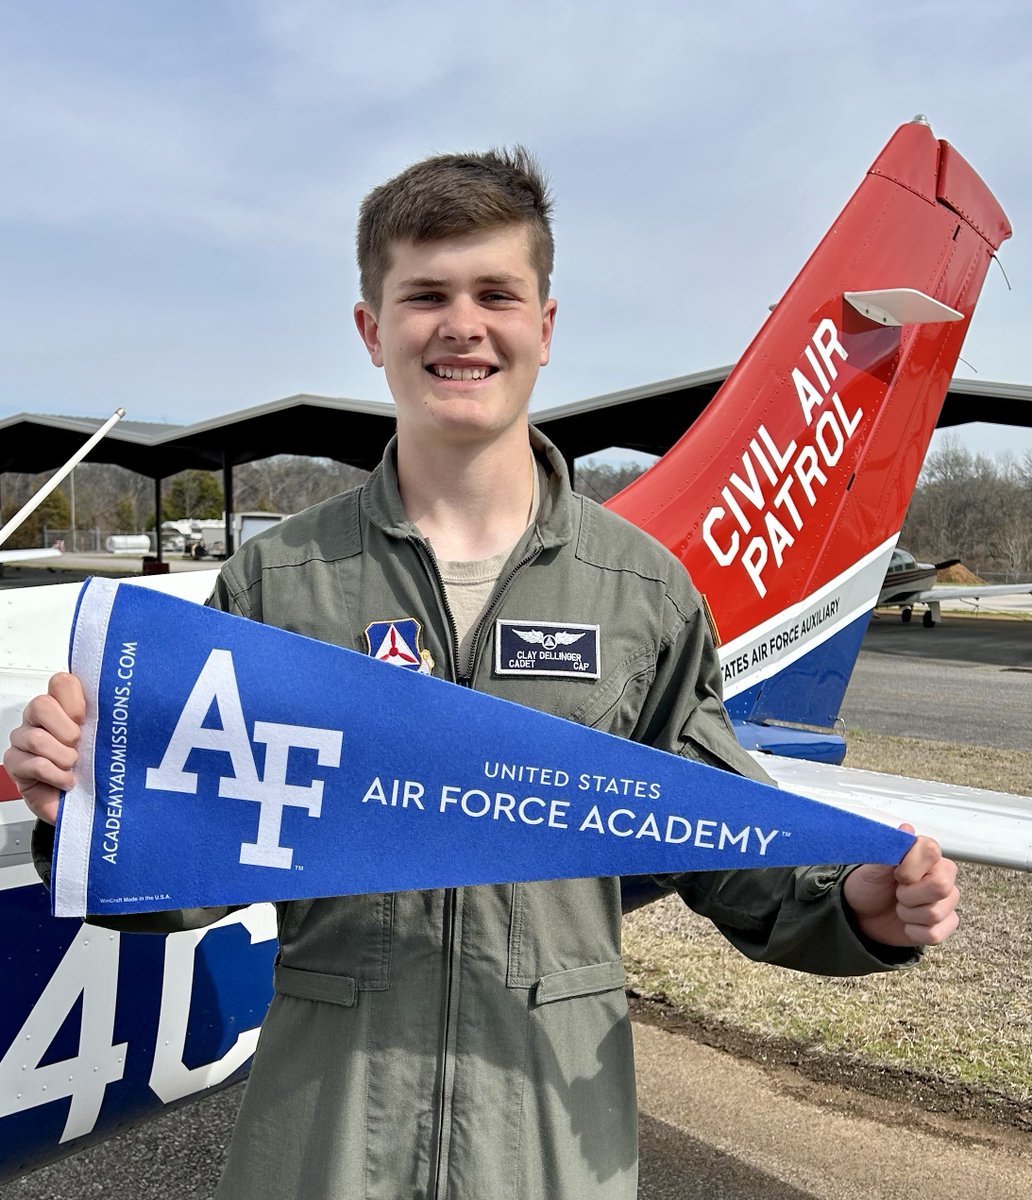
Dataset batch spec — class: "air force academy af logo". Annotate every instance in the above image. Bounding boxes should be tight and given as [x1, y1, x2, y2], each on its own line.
[495, 620, 600, 678]
[145, 649, 343, 869]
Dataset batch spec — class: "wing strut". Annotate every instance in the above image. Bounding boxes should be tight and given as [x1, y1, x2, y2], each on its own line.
[0, 409, 126, 550]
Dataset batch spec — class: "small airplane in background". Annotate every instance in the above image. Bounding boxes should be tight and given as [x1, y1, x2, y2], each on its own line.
[876, 546, 1032, 625]
[0, 119, 1029, 1181]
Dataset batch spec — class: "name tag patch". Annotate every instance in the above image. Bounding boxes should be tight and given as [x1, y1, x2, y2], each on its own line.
[495, 620, 600, 679]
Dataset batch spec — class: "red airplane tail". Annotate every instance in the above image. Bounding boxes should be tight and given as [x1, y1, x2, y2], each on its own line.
[607, 118, 1011, 759]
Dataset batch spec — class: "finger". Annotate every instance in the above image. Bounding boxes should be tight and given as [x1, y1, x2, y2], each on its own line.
[896, 858, 958, 908]
[49, 672, 87, 725]
[13, 779, 62, 826]
[7, 722, 80, 772]
[895, 885, 960, 930]
[3, 743, 77, 795]
[894, 833, 945, 887]
[901, 907, 959, 947]
[1, 747, 67, 825]
[22, 691, 84, 751]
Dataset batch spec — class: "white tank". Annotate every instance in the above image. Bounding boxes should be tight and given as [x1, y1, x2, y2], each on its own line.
[105, 535, 153, 555]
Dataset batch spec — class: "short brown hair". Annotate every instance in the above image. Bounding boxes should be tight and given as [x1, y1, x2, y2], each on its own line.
[356, 145, 554, 311]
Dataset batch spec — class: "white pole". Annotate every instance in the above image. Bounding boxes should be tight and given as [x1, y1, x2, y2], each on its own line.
[0, 408, 126, 550]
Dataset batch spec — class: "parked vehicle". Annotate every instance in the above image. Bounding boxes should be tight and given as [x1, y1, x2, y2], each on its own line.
[160, 512, 284, 559]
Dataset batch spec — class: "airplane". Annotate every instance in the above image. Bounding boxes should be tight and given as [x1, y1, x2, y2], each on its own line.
[876, 546, 1032, 625]
[0, 117, 1030, 1181]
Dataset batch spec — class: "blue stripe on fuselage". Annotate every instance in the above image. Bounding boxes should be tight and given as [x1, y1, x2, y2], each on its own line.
[725, 608, 873, 746]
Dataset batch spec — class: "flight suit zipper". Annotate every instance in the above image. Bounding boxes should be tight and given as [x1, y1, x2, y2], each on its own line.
[413, 535, 541, 1199]
[459, 543, 542, 684]
[413, 539, 462, 1200]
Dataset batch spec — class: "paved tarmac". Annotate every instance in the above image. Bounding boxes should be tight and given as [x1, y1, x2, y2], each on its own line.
[841, 613, 1032, 749]
[2, 602, 1030, 1197]
[633, 1017, 1032, 1199]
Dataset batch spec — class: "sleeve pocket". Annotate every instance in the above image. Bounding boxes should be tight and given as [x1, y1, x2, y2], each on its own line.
[680, 708, 773, 784]
[274, 962, 358, 1007]
[534, 959, 626, 1005]
[569, 644, 655, 736]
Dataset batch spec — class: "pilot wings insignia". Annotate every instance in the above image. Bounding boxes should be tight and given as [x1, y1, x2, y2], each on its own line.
[514, 629, 587, 650]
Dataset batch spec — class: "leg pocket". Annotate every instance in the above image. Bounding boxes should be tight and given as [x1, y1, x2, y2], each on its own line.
[534, 959, 626, 1005]
[516, 962, 638, 1198]
[273, 962, 357, 1007]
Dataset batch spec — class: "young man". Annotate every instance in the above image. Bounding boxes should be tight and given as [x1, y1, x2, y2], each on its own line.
[6, 147, 958, 1200]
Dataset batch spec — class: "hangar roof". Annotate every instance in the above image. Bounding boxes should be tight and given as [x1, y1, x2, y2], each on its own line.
[937, 378, 1032, 431]
[2, 373, 1031, 479]
[0, 411, 214, 477]
[160, 393, 399, 471]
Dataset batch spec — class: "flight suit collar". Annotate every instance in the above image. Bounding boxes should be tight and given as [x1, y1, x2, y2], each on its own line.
[362, 426, 575, 551]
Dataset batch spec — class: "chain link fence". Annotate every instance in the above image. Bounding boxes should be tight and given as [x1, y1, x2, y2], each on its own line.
[43, 528, 161, 554]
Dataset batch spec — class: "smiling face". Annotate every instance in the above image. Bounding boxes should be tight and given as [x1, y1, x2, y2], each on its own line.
[354, 224, 557, 453]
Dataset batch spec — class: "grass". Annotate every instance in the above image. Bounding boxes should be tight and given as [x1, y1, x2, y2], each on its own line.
[623, 730, 1032, 1104]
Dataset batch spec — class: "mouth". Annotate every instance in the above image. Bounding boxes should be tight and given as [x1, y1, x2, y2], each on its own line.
[426, 364, 498, 382]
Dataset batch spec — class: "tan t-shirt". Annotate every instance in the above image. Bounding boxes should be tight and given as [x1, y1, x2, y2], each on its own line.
[437, 461, 546, 674]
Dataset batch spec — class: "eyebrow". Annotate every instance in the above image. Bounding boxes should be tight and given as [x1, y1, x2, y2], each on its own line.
[393, 272, 530, 290]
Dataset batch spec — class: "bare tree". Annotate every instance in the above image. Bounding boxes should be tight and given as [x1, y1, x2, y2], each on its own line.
[574, 460, 648, 503]
[901, 437, 1032, 577]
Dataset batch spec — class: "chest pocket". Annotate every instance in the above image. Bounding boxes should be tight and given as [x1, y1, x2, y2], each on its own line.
[275, 893, 393, 990]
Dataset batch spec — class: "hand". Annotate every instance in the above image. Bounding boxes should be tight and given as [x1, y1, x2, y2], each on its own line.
[3, 672, 86, 826]
[842, 826, 959, 948]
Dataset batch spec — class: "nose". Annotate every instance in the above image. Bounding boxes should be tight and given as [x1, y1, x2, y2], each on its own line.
[437, 294, 485, 344]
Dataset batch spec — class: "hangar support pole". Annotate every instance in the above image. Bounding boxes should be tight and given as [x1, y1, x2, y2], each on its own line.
[153, 477, 163, 565]
[223, 454, 234, 558]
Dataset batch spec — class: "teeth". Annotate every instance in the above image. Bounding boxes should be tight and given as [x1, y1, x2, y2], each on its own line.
[431, 365, 492, 380]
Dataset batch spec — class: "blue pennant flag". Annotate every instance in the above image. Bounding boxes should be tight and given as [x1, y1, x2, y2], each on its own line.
[52, 578, 913, 917]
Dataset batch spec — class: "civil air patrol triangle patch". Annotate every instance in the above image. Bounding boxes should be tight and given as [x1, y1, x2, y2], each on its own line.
[365, 619, 433, 674]
[51, 577, 915, 918]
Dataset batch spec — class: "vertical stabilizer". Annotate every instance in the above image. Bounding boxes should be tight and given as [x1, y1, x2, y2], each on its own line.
[606, 121, 1010, 753]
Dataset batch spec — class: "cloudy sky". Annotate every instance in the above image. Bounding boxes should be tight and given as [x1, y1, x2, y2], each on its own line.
[3, 0, 1031, 461]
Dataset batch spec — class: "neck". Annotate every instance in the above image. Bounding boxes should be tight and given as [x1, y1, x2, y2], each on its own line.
[396, 425, 536, 561]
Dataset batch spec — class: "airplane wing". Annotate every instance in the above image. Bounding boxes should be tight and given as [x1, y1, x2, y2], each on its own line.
[899, 583, 1032, 604]
[0, 549, 60, 565]
[758, 752, 1032, 871]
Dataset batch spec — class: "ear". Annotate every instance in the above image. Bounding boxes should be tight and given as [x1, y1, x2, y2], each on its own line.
[354, 303, 384, 368]
[539, 298, 558, 367]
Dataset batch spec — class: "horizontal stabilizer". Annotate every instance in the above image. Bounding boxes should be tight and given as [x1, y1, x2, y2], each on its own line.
[758, 753, 1032, 872]
[843, 289, 963, 327]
